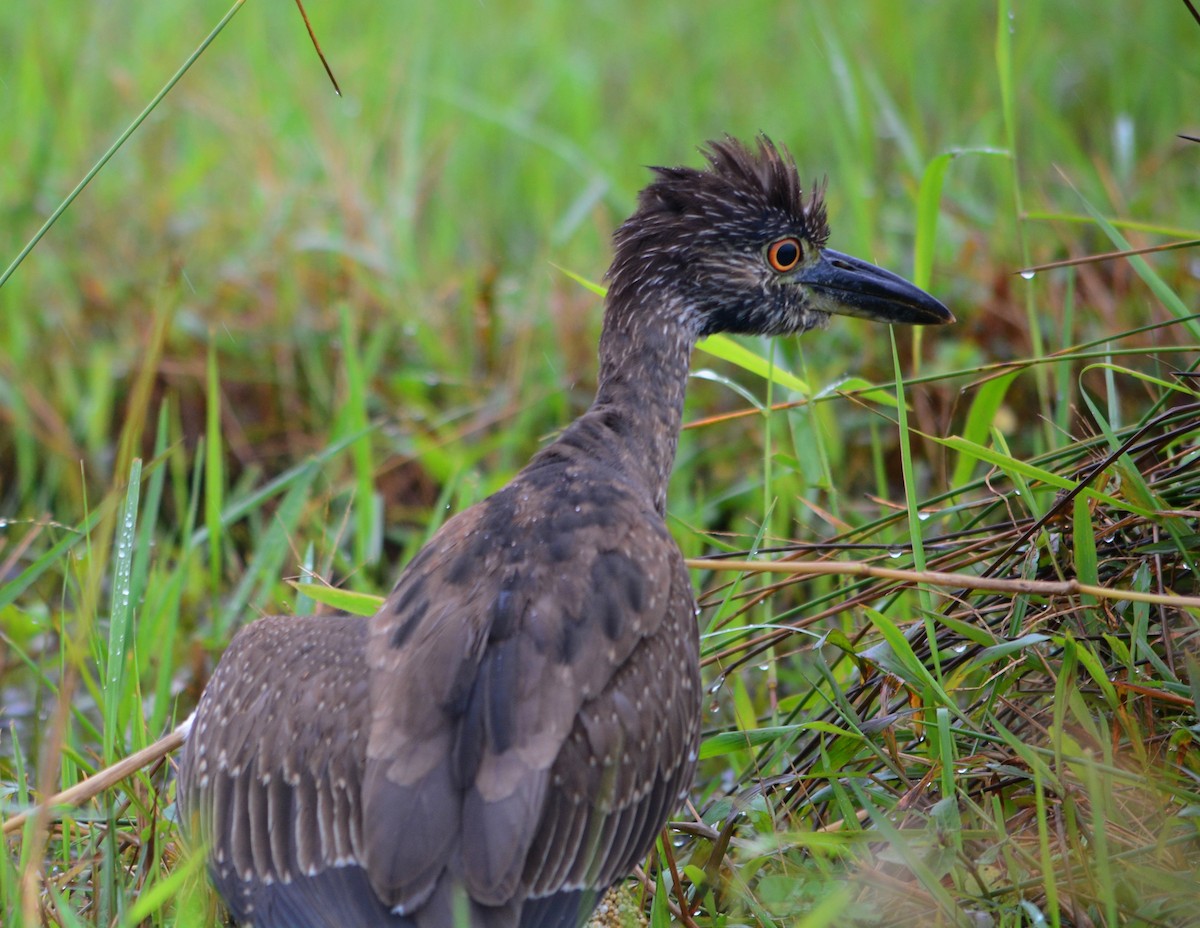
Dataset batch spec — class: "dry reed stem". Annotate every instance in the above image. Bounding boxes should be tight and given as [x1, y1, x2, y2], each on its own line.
[685, 557, 1200, 609]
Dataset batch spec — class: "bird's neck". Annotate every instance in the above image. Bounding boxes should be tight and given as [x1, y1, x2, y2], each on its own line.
[578, 302, 697, 514]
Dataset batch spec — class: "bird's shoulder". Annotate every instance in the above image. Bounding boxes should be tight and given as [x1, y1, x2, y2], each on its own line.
[367, 452, 679, 693]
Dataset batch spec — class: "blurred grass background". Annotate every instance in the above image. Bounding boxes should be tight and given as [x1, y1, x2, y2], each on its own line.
[2, 1, 1200, 926]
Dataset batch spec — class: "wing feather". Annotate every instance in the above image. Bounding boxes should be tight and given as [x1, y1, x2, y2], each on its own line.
[178, 614, 378, 921]
[522, 560, 700, 899]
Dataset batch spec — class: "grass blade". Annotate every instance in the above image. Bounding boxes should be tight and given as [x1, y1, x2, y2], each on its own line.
[102, 459, 141, 763]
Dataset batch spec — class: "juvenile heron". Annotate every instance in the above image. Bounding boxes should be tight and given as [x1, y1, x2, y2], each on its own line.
[178, 135, 952, 928]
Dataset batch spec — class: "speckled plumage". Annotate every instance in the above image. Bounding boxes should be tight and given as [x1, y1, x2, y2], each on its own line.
[178, 135, 951, 928]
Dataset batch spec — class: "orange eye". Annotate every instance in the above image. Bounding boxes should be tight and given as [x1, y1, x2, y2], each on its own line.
[767, 237, 802, 272]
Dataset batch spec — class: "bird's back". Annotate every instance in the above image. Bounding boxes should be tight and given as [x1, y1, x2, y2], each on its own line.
[178, 422, 702, 927]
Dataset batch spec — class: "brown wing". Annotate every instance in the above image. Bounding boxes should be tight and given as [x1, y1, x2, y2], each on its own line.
[177, 614, 388, 926]
[521, 556, 700, 899]
[362, 458, 698, 915]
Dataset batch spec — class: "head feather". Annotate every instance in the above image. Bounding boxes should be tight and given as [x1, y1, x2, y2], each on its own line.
[611, 135, 828, 263]
[692, 136, 828, 247]
[604, 135, 834, 338]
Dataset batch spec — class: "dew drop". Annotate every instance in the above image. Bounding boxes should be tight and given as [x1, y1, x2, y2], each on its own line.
[1019, 270, 1035, 280]
[888, 547, 904, 559]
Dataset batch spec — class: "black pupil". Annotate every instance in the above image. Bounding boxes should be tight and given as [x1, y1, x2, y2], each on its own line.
[774, 241, 799, 267]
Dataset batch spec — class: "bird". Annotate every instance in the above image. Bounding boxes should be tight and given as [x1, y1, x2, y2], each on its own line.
[177, 134, 953, 928]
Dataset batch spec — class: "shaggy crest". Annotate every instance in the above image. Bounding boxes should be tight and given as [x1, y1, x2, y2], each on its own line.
[609, 134, 829, 278]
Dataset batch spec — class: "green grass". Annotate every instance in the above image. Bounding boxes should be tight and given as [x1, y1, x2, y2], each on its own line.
[3, 0, 1200, 925]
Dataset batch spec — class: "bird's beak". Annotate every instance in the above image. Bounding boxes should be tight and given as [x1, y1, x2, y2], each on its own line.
[799, 248, 954, 325]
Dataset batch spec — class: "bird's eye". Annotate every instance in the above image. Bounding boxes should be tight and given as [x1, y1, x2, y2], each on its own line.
[766, 238, 802, 272]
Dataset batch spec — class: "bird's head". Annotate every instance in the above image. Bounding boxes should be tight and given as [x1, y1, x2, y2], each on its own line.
[606, 135, 953, 338]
